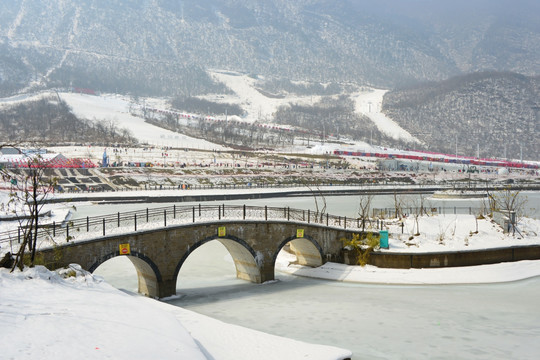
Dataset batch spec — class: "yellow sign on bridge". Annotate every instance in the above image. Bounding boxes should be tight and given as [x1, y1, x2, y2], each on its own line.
[218, 226, 226, 237]
[119, 243, 131, 255]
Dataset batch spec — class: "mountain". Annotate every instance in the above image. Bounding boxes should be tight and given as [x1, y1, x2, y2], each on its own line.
[382, 72, 540, 161]
[1, 0, 540, 96]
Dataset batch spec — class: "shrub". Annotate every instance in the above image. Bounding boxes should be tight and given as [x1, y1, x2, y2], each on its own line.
[342, 232, 380, 266]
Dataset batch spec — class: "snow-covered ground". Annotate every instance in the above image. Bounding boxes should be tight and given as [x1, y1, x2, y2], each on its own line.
[282, 258, 540, 285]
[352, 89, 420, 143]
[383, 213, 540, 252]
[0, 265, 352, 360]
[2, 253, 540, 359]
[208, 70, 321, 123]
[58, 92, 229, 150]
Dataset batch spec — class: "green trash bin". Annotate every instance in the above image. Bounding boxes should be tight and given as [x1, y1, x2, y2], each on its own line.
[379, 230, 389, 249]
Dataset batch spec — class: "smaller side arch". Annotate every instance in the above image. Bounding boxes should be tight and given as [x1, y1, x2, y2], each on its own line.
[273, 234, 324, 269]
[88, 251, 162, 298]
[173, 234, 262, 284]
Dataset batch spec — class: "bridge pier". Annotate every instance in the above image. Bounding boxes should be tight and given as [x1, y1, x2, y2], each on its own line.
[156, 279, 177, 299]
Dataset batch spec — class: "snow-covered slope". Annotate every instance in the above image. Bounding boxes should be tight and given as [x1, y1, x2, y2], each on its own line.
[208, 70, 321, 122]
[59, 92, 229, 150]
[209, 71, 420, 143]
[0, 265, 352, 360]
[352, 89, 420, 143]
[0, 265, 207, 360]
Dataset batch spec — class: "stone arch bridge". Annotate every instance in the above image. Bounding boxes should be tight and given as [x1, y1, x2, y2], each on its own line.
[38, 219, 359, 298]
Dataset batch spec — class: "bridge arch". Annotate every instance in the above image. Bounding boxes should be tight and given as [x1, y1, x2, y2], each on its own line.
[273, 234, 324, 269]
[88, 251, 162, 298]
[174, 234, 262, 285]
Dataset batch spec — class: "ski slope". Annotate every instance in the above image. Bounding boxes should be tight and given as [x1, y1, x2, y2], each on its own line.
[59, 92, 229, 150]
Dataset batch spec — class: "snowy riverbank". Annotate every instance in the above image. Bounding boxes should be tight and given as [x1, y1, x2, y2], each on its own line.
[0, 265, 353, 360]
[3, 259, 540, 360]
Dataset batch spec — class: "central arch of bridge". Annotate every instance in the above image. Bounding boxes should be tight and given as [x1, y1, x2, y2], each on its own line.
[174, 234, 263, 284]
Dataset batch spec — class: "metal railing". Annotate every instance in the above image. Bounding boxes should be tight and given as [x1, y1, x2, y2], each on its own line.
[0, 204, 358, 248]
[372, 206, 486, 218]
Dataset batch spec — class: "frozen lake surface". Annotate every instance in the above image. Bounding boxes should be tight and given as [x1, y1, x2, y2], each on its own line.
[95, 241, 540, 359]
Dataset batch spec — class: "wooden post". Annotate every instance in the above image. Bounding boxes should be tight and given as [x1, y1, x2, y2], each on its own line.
[243, 205, 246, 220]
[308, 209, 310, 224]
[87, 216, 89, 232]
[146, 208, 149, 222]
[103, 218, 105, 236]
[53, 222, 56, 237]
[265, 205, 268, 221]
[134, 214, 137, 231]
[118, 212, 120, 227]
[192, 207, 195, 222]
[164, 209, 167, 227]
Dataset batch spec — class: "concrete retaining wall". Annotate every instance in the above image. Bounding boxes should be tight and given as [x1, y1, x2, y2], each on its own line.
[366, 245, 540, 269]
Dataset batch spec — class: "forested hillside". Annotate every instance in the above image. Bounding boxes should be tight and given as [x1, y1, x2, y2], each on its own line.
[0, 96, 137, 146]
[382, 72, 540, 160]
[1, 0, 540, 96]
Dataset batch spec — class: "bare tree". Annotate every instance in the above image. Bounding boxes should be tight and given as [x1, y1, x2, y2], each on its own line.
[393, 191, 404, 219]
[357, 193, 373, 232]
[305, 181, 327, 222]
[7, 154, 58, 271]
[405, 194, 427, 236]
[486, 186, 527, 234]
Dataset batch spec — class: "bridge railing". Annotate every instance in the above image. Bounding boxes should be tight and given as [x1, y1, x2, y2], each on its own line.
[0, 204, 358, 251]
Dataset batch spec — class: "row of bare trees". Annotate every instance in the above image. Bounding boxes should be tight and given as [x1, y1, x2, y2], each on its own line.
[352, 187, 527, 237]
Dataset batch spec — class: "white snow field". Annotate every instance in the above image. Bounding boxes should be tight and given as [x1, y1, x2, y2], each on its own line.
[352, 89, 420, 143]
[0, 265, 352, 360]
[58, 92, 229, 150]
[208, 70, 321, 123]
